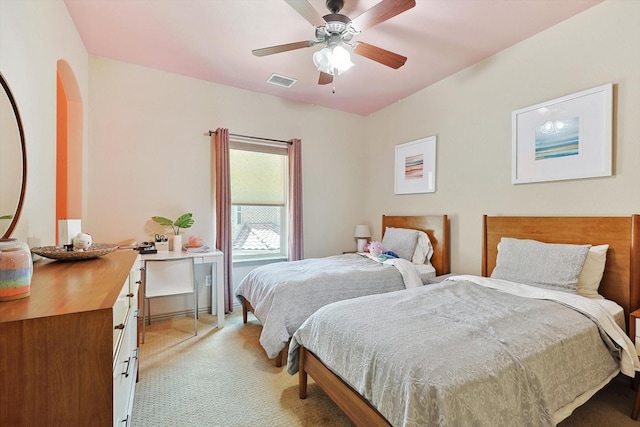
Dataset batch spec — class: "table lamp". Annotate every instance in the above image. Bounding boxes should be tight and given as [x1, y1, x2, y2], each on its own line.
[354, 224, 371, 252]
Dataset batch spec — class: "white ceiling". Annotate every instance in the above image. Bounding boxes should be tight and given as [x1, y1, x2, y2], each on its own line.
[63, 0, 604, 116]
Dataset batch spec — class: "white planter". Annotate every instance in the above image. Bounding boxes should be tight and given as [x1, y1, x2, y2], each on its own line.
[172, 235, 182, 252]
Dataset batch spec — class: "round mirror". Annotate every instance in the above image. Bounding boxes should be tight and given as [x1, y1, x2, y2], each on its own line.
[0, 72, 27, 239]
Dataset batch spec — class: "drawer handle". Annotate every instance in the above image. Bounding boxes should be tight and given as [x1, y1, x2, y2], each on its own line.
[122, 357, 132, 378]
[136, 280, 142, 285]
[133, 347, 139, 360]
[121, 415, 129, 426]
[114, 323, 125, 330]
[126, 293, 134, 298]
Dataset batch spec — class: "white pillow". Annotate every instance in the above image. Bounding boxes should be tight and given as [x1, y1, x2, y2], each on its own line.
[412, 231, 434, 264]
[577, 244, 608, 298]
[382, 227, 419, 261]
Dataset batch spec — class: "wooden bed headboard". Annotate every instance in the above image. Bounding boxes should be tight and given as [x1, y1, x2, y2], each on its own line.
[381, 214, 450, 276]
[481, 215, 640, 331]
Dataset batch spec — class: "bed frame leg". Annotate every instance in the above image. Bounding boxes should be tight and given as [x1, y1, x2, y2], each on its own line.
[275, 348, 284, 368]
[241, 298, 248, 324]
[299, 347, 308, 399]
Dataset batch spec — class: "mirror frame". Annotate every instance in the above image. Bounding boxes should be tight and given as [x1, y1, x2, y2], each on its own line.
[0, 72, 27, 239]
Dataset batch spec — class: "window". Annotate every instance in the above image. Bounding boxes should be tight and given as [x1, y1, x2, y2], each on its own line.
[230, 142, 288, 261]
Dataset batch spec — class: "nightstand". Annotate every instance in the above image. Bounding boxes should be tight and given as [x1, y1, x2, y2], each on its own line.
[630, 309, 640, 419]
[632, 310, 640, 353]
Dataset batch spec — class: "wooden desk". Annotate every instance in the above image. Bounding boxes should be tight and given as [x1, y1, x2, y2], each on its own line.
[140, 250, 225, 327]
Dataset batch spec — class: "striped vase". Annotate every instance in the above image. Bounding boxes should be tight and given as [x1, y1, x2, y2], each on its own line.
[0, 239, 33, 301]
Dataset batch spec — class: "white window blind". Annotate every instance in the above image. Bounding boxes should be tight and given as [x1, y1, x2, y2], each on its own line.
[230, 148, 286, 206]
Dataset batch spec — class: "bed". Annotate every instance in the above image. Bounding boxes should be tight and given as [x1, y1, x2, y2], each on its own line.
[235, 214, 450, 367]
[288, 215, 640, 426]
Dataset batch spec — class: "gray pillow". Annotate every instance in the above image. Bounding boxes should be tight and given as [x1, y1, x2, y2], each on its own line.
[491, 238, 590, 293]
[381, 227, 419, 261]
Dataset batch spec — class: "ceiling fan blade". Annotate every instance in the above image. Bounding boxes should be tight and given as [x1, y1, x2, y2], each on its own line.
[353, 42, 407, 69]
[318, 72, 333, 85]
[252, 41, 316, 57]
[284, 0, 326, 27]
[350, 0, 416, 32]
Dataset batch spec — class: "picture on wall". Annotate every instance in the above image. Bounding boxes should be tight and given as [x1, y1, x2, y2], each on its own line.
[394, 136, 436, 194]
[512, 83, 612, 184]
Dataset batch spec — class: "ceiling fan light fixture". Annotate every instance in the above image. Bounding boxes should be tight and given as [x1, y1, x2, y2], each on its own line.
[313, 47, 332, 70]
[313, 45, 353, 76]
[253, 0, 415, 86]
[331, 45, 354, 74]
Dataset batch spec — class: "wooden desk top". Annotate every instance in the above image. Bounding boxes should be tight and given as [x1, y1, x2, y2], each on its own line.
[0, 249, 139, 323]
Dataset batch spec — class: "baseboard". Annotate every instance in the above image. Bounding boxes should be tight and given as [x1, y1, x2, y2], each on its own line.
[147, 307, 212, 323]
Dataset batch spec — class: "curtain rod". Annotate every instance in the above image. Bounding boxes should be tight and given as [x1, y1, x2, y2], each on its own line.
[208, 130, 292, 145]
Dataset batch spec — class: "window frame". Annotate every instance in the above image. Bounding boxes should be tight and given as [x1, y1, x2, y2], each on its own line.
[229, 140, 289, 262]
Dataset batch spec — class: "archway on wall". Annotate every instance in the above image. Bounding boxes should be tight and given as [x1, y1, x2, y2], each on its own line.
[56, 60, 83, 244]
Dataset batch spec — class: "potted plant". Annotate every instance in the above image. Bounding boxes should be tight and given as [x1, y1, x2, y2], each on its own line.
[152, 213, 194, 252]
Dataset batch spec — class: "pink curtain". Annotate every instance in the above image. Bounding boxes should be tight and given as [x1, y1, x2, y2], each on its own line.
[288, 138, 304, 261]
[215, 128, 234, 313]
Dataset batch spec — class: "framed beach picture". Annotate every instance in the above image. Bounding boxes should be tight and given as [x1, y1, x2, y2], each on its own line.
[512, 83, 612, 184]
[394, 136, 436, 194]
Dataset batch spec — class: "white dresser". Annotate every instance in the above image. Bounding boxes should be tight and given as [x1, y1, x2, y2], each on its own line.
[0, 250, 141, 426]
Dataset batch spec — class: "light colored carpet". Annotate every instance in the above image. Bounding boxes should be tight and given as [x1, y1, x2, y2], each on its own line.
[132, 311, 639, 427]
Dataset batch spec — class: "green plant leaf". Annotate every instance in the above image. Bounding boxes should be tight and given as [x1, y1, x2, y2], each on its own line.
[174, 213, 194, 230]
[152, 216, 174, 227]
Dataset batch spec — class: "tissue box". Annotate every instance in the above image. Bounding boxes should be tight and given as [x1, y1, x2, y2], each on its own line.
[155, 241, 169, 252]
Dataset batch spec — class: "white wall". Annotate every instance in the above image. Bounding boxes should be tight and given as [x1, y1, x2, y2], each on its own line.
[363, 0, 640, 275]
[85, 58, 367, 314]
[4, 0, 639, 293]
[0, 0, 89, 246]
[86, 57, 366, 257]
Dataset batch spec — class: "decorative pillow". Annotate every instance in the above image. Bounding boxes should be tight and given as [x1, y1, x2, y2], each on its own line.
[577, 244, 608, 298]
[491, 237, 590, 293]
[412, 231, 434, 264]
[381, 227, 419, 261]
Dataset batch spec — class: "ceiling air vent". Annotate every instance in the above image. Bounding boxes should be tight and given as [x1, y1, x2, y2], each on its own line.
[267, 73, 297, 88]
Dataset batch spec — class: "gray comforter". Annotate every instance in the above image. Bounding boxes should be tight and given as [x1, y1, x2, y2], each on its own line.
[235, 254, 408, 359]
[288, 275, 638, 427]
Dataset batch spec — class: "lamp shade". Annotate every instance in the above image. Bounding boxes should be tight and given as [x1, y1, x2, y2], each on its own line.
[354, 224, 371, 238]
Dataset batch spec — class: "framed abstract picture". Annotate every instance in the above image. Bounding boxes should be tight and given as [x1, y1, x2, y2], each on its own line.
[512, 83, 613, 184]
[394, 136, 436, 194]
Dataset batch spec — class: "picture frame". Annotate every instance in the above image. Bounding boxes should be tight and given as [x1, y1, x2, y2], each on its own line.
[394, 136, 436, 194]
[512, 83, 612, 184]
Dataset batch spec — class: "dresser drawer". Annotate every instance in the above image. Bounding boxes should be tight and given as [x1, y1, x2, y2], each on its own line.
[113, 279, 130, 355]
[113, 307, 138, 427]
[129, 256, 141, 299]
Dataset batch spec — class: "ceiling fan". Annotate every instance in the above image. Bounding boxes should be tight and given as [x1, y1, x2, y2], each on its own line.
[252, 0, 416, 85]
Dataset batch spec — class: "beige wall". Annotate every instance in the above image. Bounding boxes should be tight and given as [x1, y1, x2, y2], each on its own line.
[363, 0, 640, 274]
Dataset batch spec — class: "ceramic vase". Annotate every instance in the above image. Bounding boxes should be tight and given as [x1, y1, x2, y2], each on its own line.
[0, 238, 33, 301]
[172, 234, 182, 252]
